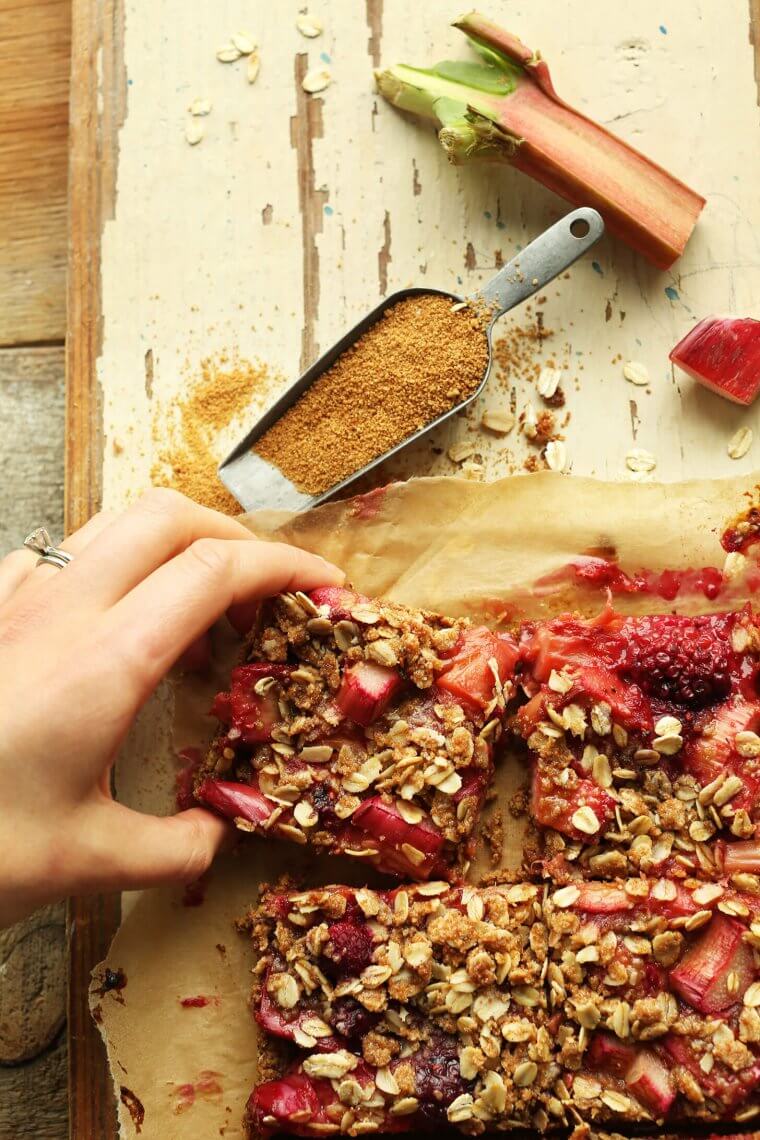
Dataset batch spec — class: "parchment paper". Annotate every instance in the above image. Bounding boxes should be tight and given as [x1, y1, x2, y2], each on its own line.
[96, 472, 760, 1138]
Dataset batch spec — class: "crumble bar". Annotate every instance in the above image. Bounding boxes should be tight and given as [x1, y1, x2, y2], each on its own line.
[195, 587, 517, 880]
[516, 607, 760, 883]
[244, 876, 760, 1135]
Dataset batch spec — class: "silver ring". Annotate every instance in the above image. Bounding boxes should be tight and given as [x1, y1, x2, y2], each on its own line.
[23, 527, 73, 570]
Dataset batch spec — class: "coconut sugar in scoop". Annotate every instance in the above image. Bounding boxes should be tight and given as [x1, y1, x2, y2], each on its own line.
[219, 207, 603, 512]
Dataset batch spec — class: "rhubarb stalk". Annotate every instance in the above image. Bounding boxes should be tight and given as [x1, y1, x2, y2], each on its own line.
[376, 12, 705, 269]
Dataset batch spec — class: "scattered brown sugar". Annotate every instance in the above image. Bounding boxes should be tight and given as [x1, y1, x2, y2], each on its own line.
[152, 355, 277, 513]
[253, 294, 490, 495]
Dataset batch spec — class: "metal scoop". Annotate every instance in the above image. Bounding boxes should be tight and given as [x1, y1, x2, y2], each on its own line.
[219, 206, 604, 512]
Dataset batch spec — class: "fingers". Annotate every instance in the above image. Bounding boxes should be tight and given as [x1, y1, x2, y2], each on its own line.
[0, 511, 116, 608]
[74, 803, 230, 891]
[104, 538, 344, 703]
[51, 489, 256, 610]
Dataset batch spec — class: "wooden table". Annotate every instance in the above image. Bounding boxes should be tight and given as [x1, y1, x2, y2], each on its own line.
[0, 1, 70, 1136]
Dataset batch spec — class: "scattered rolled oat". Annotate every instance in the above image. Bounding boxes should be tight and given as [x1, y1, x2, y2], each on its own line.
[537, 366, 562, 398]
[296, 12, 323, 37]
[184, 119, 204, 146]
[447, 439, 476, 464]
[625, 447, 657, 473]
[246, 50, 261, 84]
[188, 97, 212, 116]
[544, 439, 567, 472]
[623, 360, 650, 386]
[216, 43, 242, 62]
[480, 409, 515, 435]
[302, 66, 332, 93]
[232, 31, 257, 54]
[728, 425, 754, 460]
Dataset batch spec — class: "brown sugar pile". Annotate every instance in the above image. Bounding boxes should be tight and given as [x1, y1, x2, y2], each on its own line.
[152, 356, 275, 513]
[253, 294, 489, 495]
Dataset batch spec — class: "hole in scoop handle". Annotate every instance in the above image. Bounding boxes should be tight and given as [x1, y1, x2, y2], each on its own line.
[475, 207, 604, 320]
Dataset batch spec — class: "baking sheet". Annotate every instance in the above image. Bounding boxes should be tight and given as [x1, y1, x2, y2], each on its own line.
[95, 470, 759, 1138]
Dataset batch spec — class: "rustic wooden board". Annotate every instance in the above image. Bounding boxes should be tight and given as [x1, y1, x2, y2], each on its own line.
[0, 0, 70, 347]
[67, 2, 760, 1137]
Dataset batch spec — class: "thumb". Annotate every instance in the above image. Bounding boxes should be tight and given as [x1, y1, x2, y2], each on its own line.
[77, 803, 231, 892]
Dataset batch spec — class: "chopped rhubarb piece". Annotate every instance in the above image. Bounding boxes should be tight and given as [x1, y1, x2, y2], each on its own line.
[196, 779, 274, 827]
[670, 317, 760, 406]
[724, 839, 760, 874]
[256, 973, 300, 1041]
[624, 1050, 676, 1116]
[307, 586, 365, 619]
[248, 1072, 325, 1136]
[572, 665, 652, 732]
[574, 882, 634, 914]
[376, 15, 704, 268]
[350, 796, 444, 878]
[210, 664, 292, 744]
[664, 1033, 760, 1112]
[647, 881, 701, 919]
[336, 661, 404, 726]
[532, 768, 615, 841]
[670, 914, 754, 1013]
[437, 627, 518, 708]
[585, 1032, 638, 1076]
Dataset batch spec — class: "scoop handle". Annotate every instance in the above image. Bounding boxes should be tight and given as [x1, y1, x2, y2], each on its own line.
[476, 207, 604, 320]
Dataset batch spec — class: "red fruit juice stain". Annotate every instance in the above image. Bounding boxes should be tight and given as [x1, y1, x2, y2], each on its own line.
[120, 1087, 145, 1133]
[173, 1071, 224, 1114]
[541, 555, 730, 602]
[180, 994, 220, 1008]
[350, 484, 389, 520]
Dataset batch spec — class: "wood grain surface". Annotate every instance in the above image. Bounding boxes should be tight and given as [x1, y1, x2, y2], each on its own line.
[66, 0, 124, 1133]
[0, 0, 70, 346]
[65, 2, 760, 1138]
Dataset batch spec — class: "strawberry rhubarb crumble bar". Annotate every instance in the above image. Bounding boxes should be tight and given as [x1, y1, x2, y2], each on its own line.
[195, 587, 517, 880]
[545, 874, 760, 1128]
[517, 606, 760, 883]
[242, 880, 553, 1137]
[244, 876, 760, 1135]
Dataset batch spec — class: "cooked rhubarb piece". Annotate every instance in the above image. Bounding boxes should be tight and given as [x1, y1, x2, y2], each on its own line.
[376, 13, 704, 268]
[243, 881, 555, 1137]
[670, 316, 760, 406]
[196, 587, 517, 880]
[516, 604, 760, 881]
[545, 877, 760, 1125]
[335, 661, 404, 726]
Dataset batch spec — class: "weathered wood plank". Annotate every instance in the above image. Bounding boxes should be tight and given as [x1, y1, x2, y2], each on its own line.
[0, 1028, 67, 1140]
[0, 0, 70, 346]
[66, 0, 125, 1133]
[0, 345, 64, 553]
[0, 346, 67, 1139]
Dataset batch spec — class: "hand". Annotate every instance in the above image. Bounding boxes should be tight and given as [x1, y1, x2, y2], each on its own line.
[0, 489, 344, 928]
